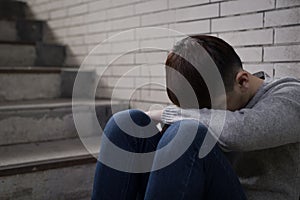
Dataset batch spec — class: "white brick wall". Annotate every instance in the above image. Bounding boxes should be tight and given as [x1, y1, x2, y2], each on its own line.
[212, 13, 263, 32]
[264, 7, 300, 27]
[25, 0, 300, 110]
[220, 0, 275, 16]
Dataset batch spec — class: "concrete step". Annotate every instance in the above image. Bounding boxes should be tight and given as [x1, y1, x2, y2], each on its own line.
[61, 68, 97, 99]
[0, 136, 99, 200]
[0, 67, 97, 102]
[0, 1, 27, 20]
[0, 19, 44, 43]
[0, 42, 65, 66]
[0, 99, 128, 146]
[0, 67, 61, 101]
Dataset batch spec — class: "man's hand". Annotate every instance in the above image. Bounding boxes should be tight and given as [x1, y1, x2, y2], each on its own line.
[145, 110, 163, 122]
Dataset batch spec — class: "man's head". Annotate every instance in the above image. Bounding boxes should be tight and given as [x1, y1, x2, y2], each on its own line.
[165, 35, 262, 111]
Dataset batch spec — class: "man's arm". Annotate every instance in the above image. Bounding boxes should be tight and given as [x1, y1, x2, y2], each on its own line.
[159, 89, 300, 151]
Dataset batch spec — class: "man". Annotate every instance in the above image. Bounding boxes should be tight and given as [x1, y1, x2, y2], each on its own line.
[92, 35, 300, 199]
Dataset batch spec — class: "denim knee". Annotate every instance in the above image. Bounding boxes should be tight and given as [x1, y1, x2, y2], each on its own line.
[103, 109, 152, 151]
[157, 119, 208, 150]
[108, 109, 150, 127]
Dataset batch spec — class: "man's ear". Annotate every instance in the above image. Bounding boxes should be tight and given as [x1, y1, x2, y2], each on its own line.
[235, 71, 250, 92]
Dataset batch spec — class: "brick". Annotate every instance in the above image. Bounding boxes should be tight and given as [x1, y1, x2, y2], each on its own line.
[141, 10, 176, 26]
[136, 52, 168, 64]
[63, 0, 82, 8]
[221, 0, 275, 16]
[84, 33, 107, 44]
[212, 13, 263, 32]
[149, 78, 167, 90]
[34, 3, 52, 13]
[107, 30, 135, 42]
[84, 55, 108, 65]
[65, 15, 84, 26]
[265, 7, 300, 27]
[107, 5, 135, 19]
[50, 9, 67, 19]
[169, 20, 210, 36]
[84, 11, 106, 23]
[29, 0, 49, 4]
[218, 29, 273, 46]
[243, 63, 274, 77]
[276, 0, 300, 8]
[140, 38, 176, 51]
[274, 63, 300, 79]
[107, 54, 135, 65]
[48, 19, 65, 28]
[175, 4, 219, 22]
[68, 4, 88, 16]
[106, 76, 135, 88]
[136, 25, 170, 39]
[264, 45, 300, 62]
[140, 89, 170, 103]
[48, 1, 64, 10]
[111, 16, 139, 30]
[88, 43, 111, 55]
[142, 79, 165, 90]
[275, 26, 300, 44]
[111, 65, 140, 76]
[111, 0, 140, 7]
[69, 45, 88, 55]
[110, 88, 137, 100]
[54, 28, 67, 38]
[67, 25, 87, 36]
[88, 0, 111, 12]
[135, 0, 168, 15]
[63, 35, 84, 45]
[88, 21, 111, 33]
[235, 47, 263, 62]
[169, 0, 209, 9]
[140, 64, 166, 76]
[111, 41, 139, 53]
[135, 77, 152, 89]
[130, 101, 168, 111]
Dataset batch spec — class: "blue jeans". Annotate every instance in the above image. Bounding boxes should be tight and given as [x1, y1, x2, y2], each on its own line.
[92, 109, 246, 200]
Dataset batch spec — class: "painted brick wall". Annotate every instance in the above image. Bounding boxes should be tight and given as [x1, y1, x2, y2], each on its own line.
[25, 0, 300, 110]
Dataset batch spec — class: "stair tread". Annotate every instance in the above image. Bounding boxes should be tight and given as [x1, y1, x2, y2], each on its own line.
[0, 98, 124, 111]
[0, 66, 63, 73]
[0, 66, 81, 73]
[0, 18, 44, 23]
[0, 42, 66, 66]
[0, 19, 45, 43]
[0, 136, 100, 171]
[0, 41, 64, 47]
[0, 1, 27, 20]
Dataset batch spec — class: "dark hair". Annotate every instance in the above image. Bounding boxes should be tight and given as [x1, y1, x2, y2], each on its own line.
[165, 35, 242, 109]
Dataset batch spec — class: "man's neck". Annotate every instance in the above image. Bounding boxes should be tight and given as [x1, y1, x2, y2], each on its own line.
[250, 75, 264, 98]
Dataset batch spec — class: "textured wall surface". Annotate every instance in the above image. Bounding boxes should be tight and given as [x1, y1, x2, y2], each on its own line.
[24, 0, 300, 110]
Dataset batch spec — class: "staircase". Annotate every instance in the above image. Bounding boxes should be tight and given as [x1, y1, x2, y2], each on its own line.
[0, 1, 128, 199]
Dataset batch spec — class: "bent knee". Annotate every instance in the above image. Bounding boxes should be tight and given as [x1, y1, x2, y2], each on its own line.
[158, 119, 208, 147]
[110, 109, 151, 127]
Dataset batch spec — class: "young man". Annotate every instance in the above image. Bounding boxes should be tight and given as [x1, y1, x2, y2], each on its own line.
[92, 35, 300, 200]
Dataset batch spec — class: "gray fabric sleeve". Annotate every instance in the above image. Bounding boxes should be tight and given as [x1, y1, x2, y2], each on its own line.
[161, 86, 300, 151]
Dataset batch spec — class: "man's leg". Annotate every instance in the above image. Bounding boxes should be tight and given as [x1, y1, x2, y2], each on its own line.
[91, 109, 162, 200]
[144, 120, 246, 200]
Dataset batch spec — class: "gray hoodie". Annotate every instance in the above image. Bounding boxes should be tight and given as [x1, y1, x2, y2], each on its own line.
[161, 72, 300, 199]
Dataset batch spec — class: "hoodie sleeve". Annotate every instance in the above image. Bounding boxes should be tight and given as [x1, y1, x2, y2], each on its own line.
[161, 85, 300, 151]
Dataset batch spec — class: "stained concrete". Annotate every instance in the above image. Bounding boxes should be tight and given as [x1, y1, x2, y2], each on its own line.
[0, 163, 96, 200]
[0, 73, 61, 101]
